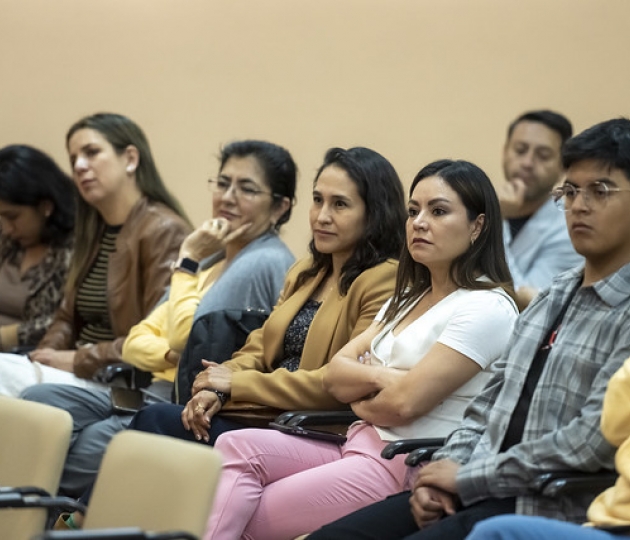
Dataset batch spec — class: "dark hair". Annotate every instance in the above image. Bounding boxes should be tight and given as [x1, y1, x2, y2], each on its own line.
[219, 140, 297, 228]
[65, 112, 191, 290]
[296, 147, 406, 296]
[562, 117, 630, 181]
[384, 159, 514, 323]
[0, 144, 75, 245]
[507, 110, 573, 146]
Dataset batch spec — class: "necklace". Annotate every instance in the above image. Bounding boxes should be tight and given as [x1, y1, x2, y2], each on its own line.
[312, 275, 337, 303]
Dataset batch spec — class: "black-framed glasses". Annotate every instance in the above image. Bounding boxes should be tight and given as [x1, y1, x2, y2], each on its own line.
[552, 181, 630, 212]
[207, 178, 274, 201]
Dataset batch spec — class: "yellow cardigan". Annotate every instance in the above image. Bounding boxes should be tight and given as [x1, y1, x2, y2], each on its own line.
[225, 257, 398, 412]
[121, 267, 216, 382]
[588, 357, 630, 525]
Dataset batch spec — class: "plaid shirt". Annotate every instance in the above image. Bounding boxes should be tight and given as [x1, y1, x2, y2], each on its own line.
[434, 262, 630, 522]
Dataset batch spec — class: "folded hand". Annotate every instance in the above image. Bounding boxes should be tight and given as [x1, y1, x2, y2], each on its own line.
[28, 348, 76, 372]
[181, 390, 222, 443]
[192, 361, 233, 395]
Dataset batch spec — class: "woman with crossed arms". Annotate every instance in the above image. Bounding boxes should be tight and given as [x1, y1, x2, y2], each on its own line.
[206, 159, 519, 540]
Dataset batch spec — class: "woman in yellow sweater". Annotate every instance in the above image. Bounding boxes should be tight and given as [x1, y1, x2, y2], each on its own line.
[22, 139, 297, 497]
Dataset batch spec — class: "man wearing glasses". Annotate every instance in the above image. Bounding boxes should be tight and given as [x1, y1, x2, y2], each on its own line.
[309, 118, 630, 540]
[499, 110, 583, 308]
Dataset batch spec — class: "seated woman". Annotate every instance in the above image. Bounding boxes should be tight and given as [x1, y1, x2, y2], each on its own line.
[55, 146, 406, 531]
[0, 145, 74, 352]
[206, 159, 520, 540]
[21, 140, 297, 497]
[128, 146, 406, 445]
[464, 354, 630, 540]
[0, 112, 191, 396]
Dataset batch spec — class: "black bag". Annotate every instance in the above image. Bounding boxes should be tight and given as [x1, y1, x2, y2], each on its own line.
[174, 308, 269, 404]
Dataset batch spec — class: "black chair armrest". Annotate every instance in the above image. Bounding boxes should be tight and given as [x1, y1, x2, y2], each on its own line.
[273, 410, 359, 428]
[381, 438, 445, 460]
[534, 470, 617, 497]
[272, 410, 305, 426]
[93, 363, 152, 390]
[93, 363, 132, 385]
[269, 410, 359, 445]
[0, 492, 86, 513]
[36, 529, 197, 540]
[405, 443, 445, 467]
[0, 485, 50, 497]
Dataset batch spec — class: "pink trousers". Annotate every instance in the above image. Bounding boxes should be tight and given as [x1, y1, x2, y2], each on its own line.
[205, 422, 407, 540]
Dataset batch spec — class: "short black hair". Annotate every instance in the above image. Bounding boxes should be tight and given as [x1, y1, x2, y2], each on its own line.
[507, 110, 573, 145]
[562, 118, 630, 181]
[0, 144, 75, 244]
[219, 140, 297, 228]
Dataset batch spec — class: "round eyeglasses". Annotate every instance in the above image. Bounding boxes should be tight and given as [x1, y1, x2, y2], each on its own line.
[207, 178, 275, 201]
[552, 182, 630, 212]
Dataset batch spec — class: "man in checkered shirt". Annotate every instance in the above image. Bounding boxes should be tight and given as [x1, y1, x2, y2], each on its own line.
[309, 118, 630, 540]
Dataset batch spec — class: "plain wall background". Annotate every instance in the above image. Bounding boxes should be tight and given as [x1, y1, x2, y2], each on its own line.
[1, 0, 628, 257]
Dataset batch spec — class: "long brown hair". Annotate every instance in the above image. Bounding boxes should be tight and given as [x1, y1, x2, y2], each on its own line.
[65, 112, 191, 291]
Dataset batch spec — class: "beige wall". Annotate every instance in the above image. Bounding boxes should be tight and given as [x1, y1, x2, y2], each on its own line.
[2, 0, 628, 257]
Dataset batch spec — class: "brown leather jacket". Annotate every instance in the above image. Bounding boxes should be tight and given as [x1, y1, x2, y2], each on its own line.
[38, 198, 191, 379]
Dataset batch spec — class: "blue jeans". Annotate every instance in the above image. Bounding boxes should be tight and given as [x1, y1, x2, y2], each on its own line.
[466, 515, 622, 540]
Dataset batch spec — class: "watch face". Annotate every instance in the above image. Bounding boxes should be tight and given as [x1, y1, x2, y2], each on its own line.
[177, 257, 199, 274]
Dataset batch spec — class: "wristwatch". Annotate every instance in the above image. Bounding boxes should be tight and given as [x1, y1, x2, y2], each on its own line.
[172, 257, 199, 275]
[210, 388, 229, 407]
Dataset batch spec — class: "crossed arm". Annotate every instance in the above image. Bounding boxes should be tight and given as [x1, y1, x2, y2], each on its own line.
[324, 320, 484, 428]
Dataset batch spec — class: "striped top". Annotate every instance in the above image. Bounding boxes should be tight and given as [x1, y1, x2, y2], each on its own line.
[76, 225, 122, 344]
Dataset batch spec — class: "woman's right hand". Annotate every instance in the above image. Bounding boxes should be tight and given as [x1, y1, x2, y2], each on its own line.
[181, 389, 222, 442]
[178, 218, 251, 261]
[192, 361, 233, 395]
[29, 348, 76, 372]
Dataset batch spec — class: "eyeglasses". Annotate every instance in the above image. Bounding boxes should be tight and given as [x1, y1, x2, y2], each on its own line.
[207, 178, 275, 201]
[552, 181, 630, 212]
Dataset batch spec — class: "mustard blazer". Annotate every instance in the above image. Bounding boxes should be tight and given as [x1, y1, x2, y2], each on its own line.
[225, 257, 398, 412]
